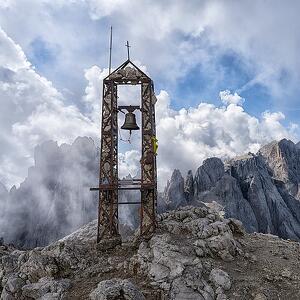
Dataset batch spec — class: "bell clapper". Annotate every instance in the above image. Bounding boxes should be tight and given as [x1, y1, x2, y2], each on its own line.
[118, 126, 132, 143]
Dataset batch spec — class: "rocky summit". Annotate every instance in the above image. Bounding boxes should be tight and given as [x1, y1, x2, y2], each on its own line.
[163, 139, 300, 241]
[1, 205, 300, 299]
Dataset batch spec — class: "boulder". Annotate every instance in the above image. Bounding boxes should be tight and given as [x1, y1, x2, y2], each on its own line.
[89, 279, 145, 300]
[209, 268, 231, 291]
[22, 277, 71, 299]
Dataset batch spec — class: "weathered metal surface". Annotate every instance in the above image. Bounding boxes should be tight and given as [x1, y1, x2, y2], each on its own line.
[95, 60, 157, 243]
[97, 80, 119, 242]
[140, 82, 157, 236]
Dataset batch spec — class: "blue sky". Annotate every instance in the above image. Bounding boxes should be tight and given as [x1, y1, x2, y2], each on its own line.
[1, 0, 298, 118]
[0, 0, 300, 188]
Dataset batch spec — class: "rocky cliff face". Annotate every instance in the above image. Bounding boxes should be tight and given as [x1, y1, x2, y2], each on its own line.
[163, 139, 300, 241]
[1, 206, 300, 300]
[259, 138, 300, 199]
[163, 169, 185, 210]
[184, 170, 194, 203]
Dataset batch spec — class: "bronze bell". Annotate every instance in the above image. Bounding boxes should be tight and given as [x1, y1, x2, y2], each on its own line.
[121, 111, 139, 131]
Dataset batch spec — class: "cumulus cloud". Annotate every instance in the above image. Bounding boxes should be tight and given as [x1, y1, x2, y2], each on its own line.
[80, 0, 300, 100]
[99, 84, 298, 190]
[83, 65, 107, 123]
[2, 0, 300, 107]
[0, 28, 98, 187]
[64, 58, 299, 191]
[118, 150, 140, 179]
[154, 90, 298, 189]
[219, 90, 244, 105]
[0, 24, 299, 193]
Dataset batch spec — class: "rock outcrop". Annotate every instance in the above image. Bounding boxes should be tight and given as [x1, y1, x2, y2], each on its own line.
[1, 206, 300, 299]
[130, 207, 243, 299]
[194, 158, 225, 195]
[184, 170, 194, 203]
[163, 170, 185, 210]
[162, 139, 300, 241]
[259, 138, 300, 199]
[89, 279, 145, 300]
[0, 206, 243, 300]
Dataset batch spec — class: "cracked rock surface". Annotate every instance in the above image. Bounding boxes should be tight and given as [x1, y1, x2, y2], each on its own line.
[1, 206, 300, 299]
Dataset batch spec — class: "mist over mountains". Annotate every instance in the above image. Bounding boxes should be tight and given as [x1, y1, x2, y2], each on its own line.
[1, 136, 300, 248]
[0, 137, 99, 248]
[0, 136, 143, 248]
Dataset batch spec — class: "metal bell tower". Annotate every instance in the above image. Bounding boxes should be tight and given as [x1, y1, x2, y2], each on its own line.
[91, 56, 158, 244]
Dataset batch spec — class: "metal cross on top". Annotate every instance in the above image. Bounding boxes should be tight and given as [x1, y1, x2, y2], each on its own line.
[126, 41, 130, 60]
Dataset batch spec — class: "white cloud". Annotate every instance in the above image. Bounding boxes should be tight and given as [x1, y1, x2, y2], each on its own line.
[155, 91, 298, 189]
[0, 28, 29, 70]
[118, 150, 140, 179]
[0, 28, 98, 187]
[219, 90, 244, 105]
[81, 0, 300, 100]
[83, 65, 107, 123]
[0, 0, 14, 9]
[110, 87, 298, 190]
[86, 0, 128, 19]
[0, 21, 299, 192]
[1, 0, 300, 112]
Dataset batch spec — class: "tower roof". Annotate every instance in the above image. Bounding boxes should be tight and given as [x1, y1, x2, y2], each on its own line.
[104, 59, 151, 84]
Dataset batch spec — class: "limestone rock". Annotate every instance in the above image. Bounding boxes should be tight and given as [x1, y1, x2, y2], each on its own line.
[89, 279, 145, 300]
[163, 139, 300, 242]
[163, 169, 185, 210]
[184, 170, 194, 203]
[253, 293, 268, 300]
[131, 207, 236, 299]
[209, 268, 231, 291]
[200, 174, 257, 232]
[259, 139, 300, 199]
[194, 158, 225, 195]
[22, 277, 71, 299]
[228, 153, 300, 240]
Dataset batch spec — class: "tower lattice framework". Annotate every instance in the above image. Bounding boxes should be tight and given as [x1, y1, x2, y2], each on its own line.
[92, 59, 157, 242]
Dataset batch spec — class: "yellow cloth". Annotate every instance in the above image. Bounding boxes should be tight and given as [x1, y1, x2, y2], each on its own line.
[152, 136, 158, 155]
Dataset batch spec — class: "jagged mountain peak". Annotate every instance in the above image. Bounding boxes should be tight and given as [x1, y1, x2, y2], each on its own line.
[163, 139, 300, 242]
[227, 152, 256, 163]
[259, 138, 300, 198]
[163, 169, 185, 210]
[170, 168, 183, 180]
[259, 138, 298, 160]
[194, 157, 224, 194]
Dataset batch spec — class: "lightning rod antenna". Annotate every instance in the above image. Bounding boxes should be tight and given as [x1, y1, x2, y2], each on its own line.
[109, 26, 113, 74]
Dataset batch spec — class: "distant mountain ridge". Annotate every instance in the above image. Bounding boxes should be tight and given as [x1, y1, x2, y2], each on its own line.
[1, 137, 300, 248]
[163, 139, 300, 241]
[0, 137, 139, 249]
[0, 137, 99, 248]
